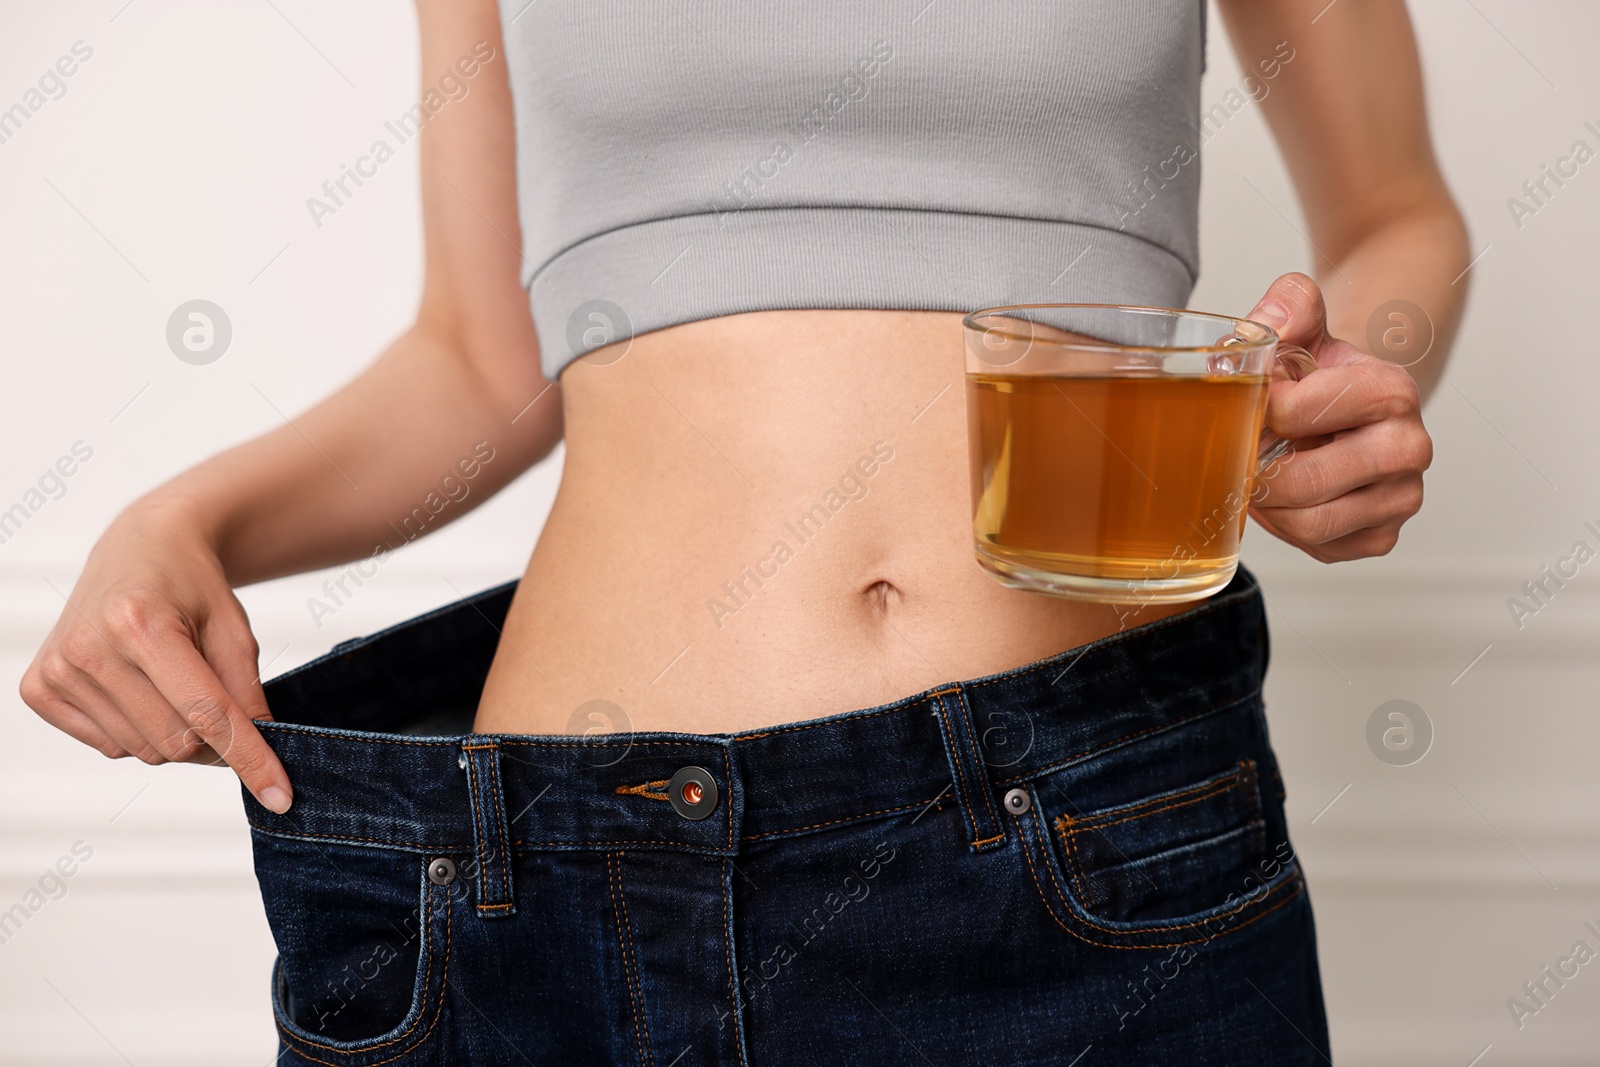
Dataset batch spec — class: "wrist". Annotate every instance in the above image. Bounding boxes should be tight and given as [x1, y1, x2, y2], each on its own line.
[117, 486, 231, 558]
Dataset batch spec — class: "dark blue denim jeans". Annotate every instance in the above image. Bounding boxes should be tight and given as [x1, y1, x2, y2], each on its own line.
[245, 567, 1329, 1065]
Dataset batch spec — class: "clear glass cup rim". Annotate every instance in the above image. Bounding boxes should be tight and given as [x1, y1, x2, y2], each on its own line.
[961, 302, 1281, 354]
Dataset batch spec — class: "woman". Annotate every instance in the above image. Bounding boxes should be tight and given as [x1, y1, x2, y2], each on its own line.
[21, 0, 1464, 1062]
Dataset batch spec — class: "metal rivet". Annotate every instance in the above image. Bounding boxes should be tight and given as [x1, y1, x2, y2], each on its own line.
[427, 857, 457, 886]
[1003, 788, 1031, 816]
[458, 752, 467, 770]
[667, 765, 718, 821]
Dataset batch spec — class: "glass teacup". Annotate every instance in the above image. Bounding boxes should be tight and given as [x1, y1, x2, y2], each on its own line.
[964, 304, 1315, 604]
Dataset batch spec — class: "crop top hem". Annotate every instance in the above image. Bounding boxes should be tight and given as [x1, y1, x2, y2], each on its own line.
[527, 208, 1198, 381]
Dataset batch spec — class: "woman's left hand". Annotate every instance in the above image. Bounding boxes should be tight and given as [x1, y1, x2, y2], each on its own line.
[1244, 272, 1433, 563]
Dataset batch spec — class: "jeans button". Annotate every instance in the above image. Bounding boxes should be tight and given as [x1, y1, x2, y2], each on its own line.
[427, 857, 457, 885]
[667, 766, 718, 821]
[1003, 788, 1031, 815]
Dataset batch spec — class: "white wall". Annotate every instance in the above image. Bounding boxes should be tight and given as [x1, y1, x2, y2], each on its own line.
[0, 1, 1596, 1062]
[1190, 2, 1600, 1062]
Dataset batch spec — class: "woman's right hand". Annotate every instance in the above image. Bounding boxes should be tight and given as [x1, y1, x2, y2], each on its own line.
[18, 498, 293, 813]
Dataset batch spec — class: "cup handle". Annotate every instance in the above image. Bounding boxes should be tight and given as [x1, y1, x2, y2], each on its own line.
[1255, 343, 1318, 476]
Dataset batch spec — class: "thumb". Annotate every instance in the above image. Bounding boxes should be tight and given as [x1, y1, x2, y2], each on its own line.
[1247, 272, 1330, 355]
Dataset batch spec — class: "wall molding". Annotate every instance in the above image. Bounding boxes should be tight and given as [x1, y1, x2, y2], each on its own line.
[3, 558, 1594, 639]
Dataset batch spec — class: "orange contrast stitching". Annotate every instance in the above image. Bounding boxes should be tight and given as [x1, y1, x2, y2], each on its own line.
[488, 750, 512, 909]
[616, 780, 671, 801]
[1070, 768, 1244, 827]
[606, 854, 645, 1067]
[608, 853, 656, 1067]
[278, 878, 452, 1061]
[932, 693, 982, 846]
[462, 751, 494, 909]
[1025, 804, 1298, 938]
[953, 687, 1004, 841]
[1017, 826, 1305, 951]
[1065, 761, 1255, 831]
[1060, 782, 1242, 836]
[629, 854, 655, 1067]
[1055, 816, 1100, 908]
[483, 749, 507, 907]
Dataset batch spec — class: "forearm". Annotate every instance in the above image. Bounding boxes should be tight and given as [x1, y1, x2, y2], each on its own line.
[1317, 197, 1470, 404]
[1216, 0, 1469, 404]
[136, 325, 561, 588]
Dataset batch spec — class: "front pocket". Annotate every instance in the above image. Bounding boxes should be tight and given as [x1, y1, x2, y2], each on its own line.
[1055, 760, 1267, 924]
[252, 834, 453, 1063]
[1016, 759, 1302, 950]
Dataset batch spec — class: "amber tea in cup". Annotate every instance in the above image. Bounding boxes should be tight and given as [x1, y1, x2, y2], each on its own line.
[963, 304, 1314, 604]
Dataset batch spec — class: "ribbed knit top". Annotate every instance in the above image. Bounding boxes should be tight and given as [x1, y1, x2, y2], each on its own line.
[498, 0, 1207, 380]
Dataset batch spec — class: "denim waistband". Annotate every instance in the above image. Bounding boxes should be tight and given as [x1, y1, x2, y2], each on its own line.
[248, 568, 1267, 870]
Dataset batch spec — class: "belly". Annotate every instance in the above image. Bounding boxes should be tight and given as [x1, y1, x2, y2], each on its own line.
[472, 309, 1190, 735]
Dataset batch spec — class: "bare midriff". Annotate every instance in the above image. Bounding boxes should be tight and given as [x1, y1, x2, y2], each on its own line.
[472, 309, 1193, 736]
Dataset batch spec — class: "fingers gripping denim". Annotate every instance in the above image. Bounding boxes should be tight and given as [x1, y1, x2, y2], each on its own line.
[244, 566, 1329, 1066]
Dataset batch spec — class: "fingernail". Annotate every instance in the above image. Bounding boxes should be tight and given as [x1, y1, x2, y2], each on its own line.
[1252, 302, 1288, 329]
[261, 786, 292, 814]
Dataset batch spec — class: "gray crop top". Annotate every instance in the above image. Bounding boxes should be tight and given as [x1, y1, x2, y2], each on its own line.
[498, 0, 1207, 381]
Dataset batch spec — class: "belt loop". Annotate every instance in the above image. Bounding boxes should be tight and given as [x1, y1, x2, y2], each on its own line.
[931, 686, 1006, 853]
[461, 741, 516, 919]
